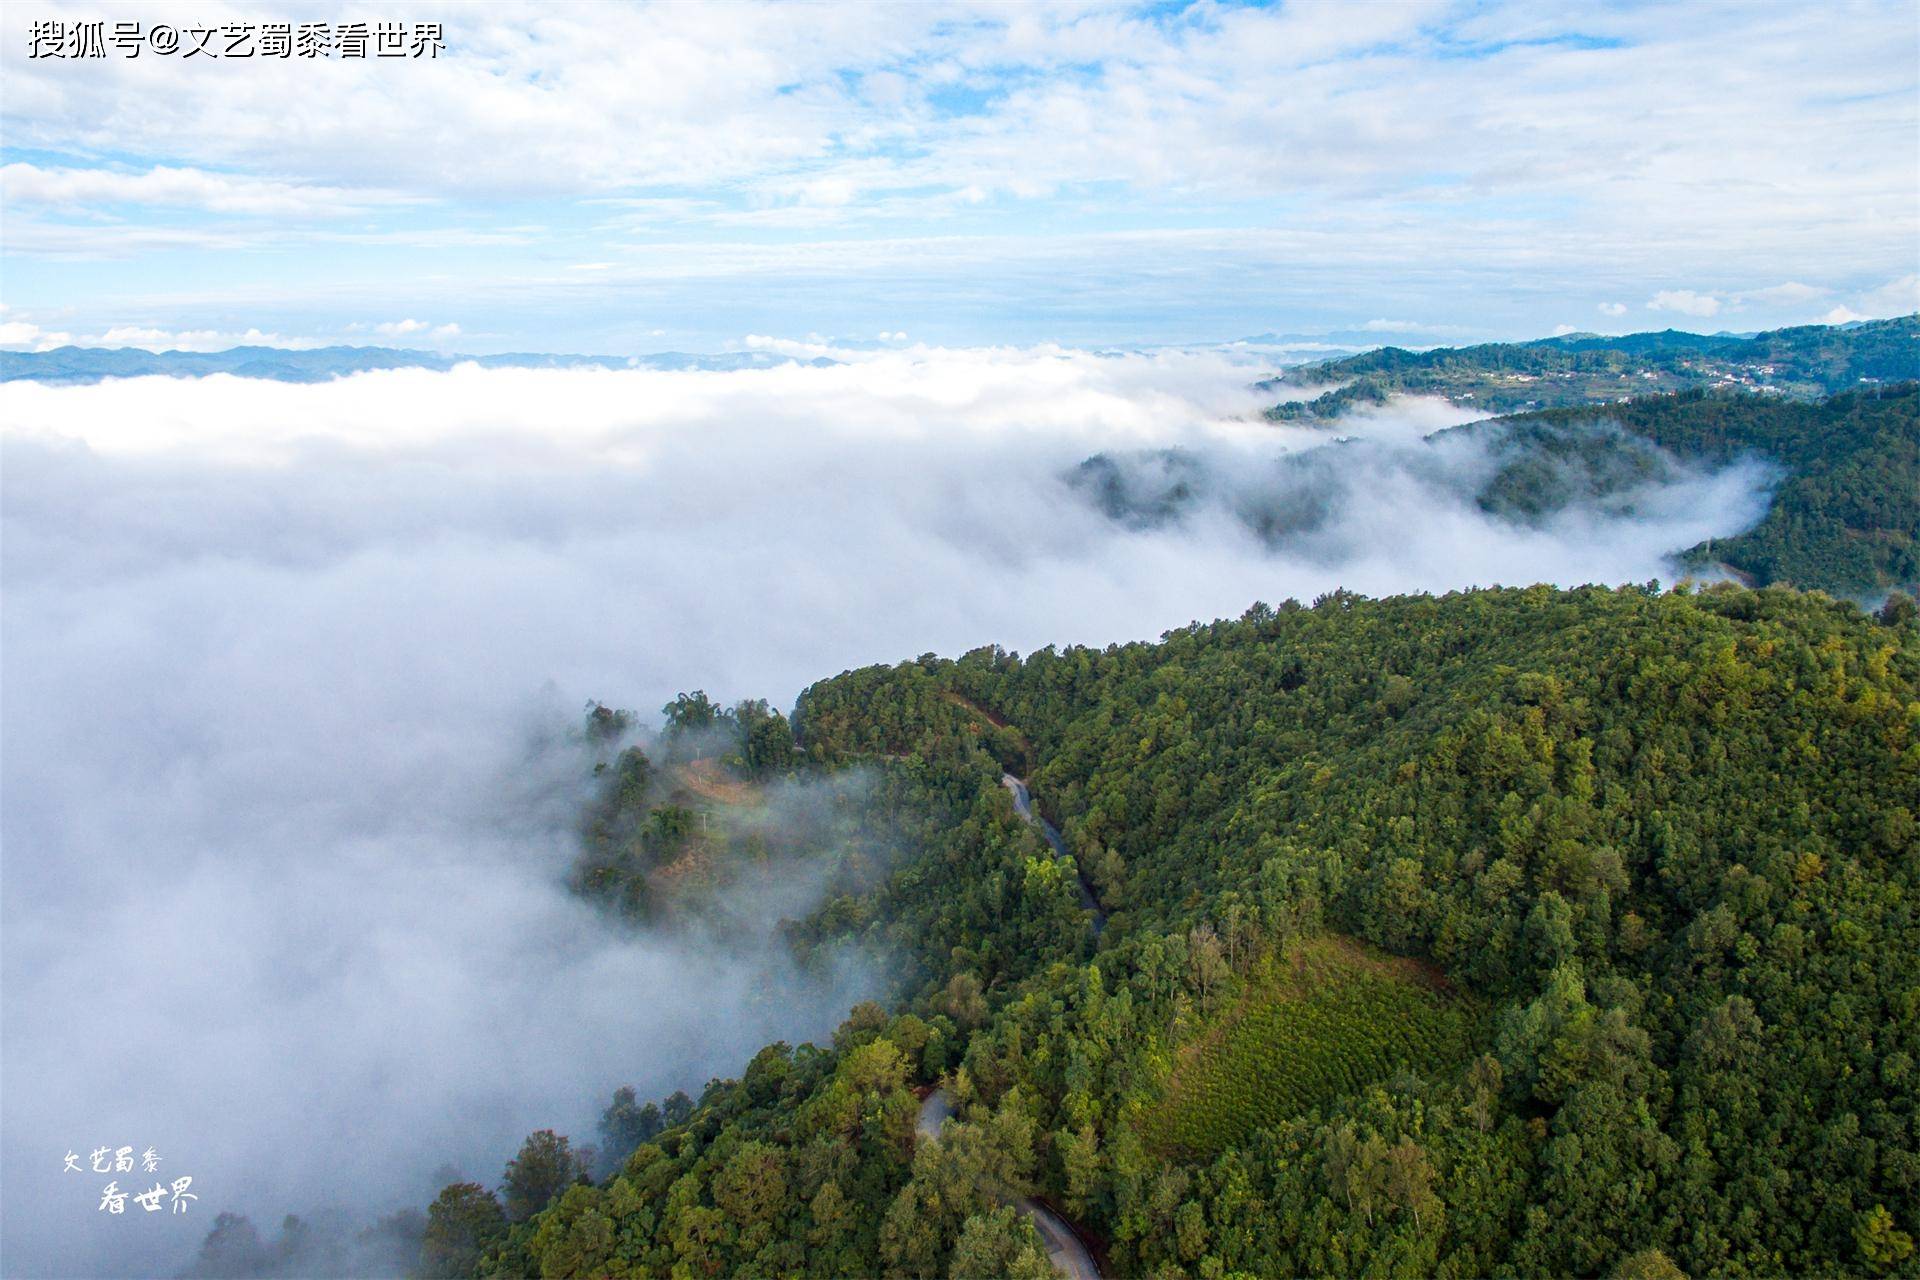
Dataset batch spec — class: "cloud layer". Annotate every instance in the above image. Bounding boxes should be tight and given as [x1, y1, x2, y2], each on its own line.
[2, 347, 1774, 1275]
[3, 0, 1914, 348]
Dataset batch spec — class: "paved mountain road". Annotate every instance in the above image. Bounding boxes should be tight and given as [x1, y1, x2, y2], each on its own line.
[1001, 773, 1106, 931]
[915, 1088, 1102, 1280]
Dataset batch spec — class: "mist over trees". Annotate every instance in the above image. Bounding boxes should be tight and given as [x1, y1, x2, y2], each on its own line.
[1470, 383, 1920, 594]
[1077, 380, 1919, 600]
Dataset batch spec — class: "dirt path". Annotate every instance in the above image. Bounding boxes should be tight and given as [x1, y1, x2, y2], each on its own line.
[673, 758, 760, 806]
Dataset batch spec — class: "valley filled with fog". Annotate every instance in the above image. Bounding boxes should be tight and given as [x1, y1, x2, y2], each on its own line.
[0, 345, 1775, 1276]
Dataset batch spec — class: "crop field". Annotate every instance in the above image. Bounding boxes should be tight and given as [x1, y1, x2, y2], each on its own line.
[1142, 935, 1478, 1158]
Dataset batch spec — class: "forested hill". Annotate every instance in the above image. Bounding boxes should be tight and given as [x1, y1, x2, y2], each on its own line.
[1266, 314, 1919, 416]
[425, 584, 1919, 1280]
[1463, 384, 1920, 595]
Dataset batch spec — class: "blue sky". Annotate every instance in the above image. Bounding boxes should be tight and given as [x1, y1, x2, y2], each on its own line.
[2, 0, 1916, 354]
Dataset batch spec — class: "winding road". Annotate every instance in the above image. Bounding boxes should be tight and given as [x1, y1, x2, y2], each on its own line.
[898, 774, 1108, 1278]
[916, 1088, 1103, 1280]
[1001, 774, 1107, 933]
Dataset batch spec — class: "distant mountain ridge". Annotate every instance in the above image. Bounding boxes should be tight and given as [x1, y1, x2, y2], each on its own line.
[0, 344, 839, 385]
[1265, 314, 1920, 417]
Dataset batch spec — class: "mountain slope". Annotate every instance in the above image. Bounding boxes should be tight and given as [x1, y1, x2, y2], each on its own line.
[443, 584, 1920, 1280]
[1465, 384, 1920, 594]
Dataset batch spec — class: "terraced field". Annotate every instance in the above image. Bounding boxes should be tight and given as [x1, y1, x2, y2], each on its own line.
[1142, 935, 1478, 1158]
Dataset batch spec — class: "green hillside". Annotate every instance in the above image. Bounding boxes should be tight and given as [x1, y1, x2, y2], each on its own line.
[1466, 384, 1920, 594]
[1142, 936, 1478, 1160]
[428, 583, 1920, 1280]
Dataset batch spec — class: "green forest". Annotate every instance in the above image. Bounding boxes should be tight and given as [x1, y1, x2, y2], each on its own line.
[1463, 384, 1920, 595]
[411, 578, 1919, 1280]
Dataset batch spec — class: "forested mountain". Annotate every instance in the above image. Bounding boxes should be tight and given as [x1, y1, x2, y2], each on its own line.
[420, 583, 1919, 1280]
[1068, 384, 1919, 600]
[1266, 315, 1919, 417]
[1463, 384, 1920, 595]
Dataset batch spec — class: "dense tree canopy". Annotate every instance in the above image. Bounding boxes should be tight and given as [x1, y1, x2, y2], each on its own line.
[432, 580, 1918, 1279]
[1467, 384, 1920, 594]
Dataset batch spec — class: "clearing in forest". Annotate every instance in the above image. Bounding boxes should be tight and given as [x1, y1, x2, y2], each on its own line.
[1141, 934, 1478, 1159]
[673, 758, 762, 807]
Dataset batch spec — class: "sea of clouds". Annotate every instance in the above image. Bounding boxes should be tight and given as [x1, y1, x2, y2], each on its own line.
[0, 344, 1773, 1276]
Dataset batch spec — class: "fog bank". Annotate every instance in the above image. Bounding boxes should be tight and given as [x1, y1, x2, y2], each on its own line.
[1, 345, 1772, 1276]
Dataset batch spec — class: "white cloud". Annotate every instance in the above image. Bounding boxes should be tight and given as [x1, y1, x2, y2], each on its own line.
[1551, 324, 1579, 336]
[1597, 302, 1628, 317]
[742, 332, 841, 359]
[0, 316, 317, 353]
[95, 325, 320, 352]
[1361, 318, 1423, 333]
[0, 0, 1911, 260]
[0, 215, 538, 261]
[1849, 273, 1920, 318]
[0, 318, 74, 350]
[366, 318, 463, 342]
[0, 1, 1912, 346]
[0, 162, 418, 217]
[1740, 281, 1829, 305]
[1647, 289, 1723, 318]
[8, 317, 468, 354]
